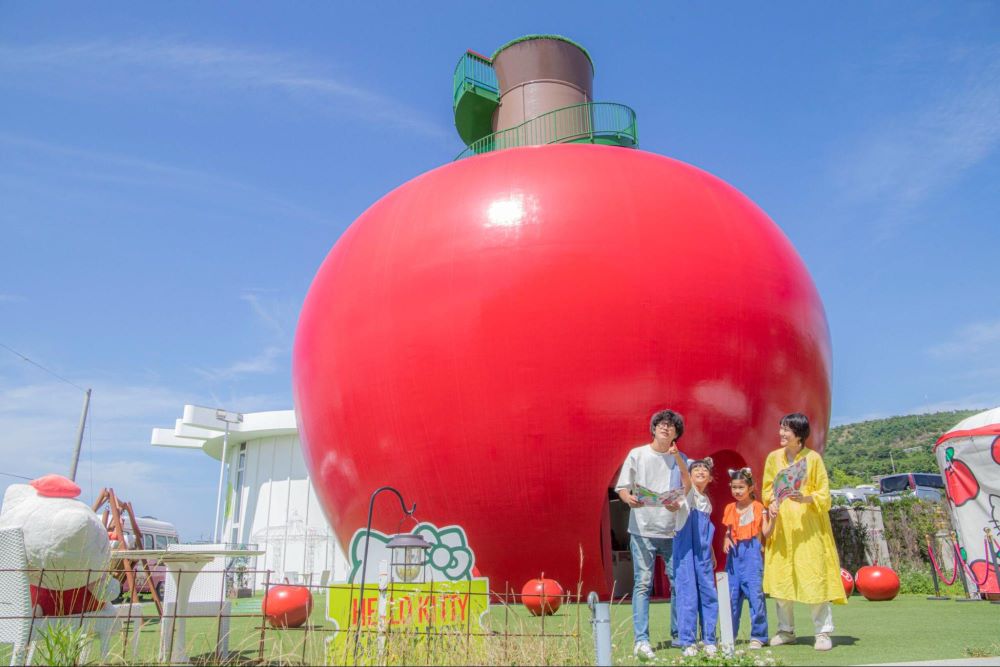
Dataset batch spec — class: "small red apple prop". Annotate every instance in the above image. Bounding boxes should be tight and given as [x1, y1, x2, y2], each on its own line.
[263, 585, 314, 628]
[841, 568, 854, 597]
[521, 578, 564, 616]
[855, 565, 900, 601]
[943, 447, 979, 507]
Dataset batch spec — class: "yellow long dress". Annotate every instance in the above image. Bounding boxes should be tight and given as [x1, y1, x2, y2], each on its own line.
[761, 447, 846, 605]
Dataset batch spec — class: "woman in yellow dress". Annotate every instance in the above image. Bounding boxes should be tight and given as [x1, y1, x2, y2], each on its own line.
[762, 413, 845, 652]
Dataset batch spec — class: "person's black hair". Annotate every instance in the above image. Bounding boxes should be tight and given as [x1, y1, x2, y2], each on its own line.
[780, 412, 811, 443]
[650, 409, 685, 440]
[729, 467, 756, 499]
[688, 457, 713, 475]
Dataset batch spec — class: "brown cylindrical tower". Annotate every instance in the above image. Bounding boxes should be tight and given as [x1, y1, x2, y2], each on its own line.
[492, 36, 594, 136]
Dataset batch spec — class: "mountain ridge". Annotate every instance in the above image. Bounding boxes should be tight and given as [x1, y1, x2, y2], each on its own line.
[822, 409, 981, 486]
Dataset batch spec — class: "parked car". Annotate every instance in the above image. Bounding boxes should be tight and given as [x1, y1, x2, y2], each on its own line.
[877, 472, 944, 503]
[831, 487, 879, 503]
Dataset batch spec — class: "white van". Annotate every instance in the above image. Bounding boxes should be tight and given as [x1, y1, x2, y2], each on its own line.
[119, 516, 179, 599]
[123, 516, 180, 550]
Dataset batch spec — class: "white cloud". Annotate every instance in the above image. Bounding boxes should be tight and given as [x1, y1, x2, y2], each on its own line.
[0, 132, 336, 227]
[193, 346, 286, 382]
[190, 293, 295, 383]
[240, 292, 291, 341]
[907, 393, 1000, 415]
[0, 40, 448, 138]
[0, 381, 193, 459]
[832, 47, 1000, 232]
[0, 378, 212, 536]
[927, 319, 1000, 359]
[0, 377, 289, 541]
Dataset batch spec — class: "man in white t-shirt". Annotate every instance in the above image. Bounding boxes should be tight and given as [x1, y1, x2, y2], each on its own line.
[615, 409, 689, 661]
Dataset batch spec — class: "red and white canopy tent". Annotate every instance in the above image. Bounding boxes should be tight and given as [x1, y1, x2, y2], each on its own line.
[935, 407, 1000, 596]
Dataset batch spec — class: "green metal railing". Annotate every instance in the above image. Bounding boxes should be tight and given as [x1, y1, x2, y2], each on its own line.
[455, 102, 638, 160]
[453, 51, 498, 110]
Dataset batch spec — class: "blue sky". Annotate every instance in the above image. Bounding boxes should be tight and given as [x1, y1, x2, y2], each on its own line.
[2, 2, 998, 540]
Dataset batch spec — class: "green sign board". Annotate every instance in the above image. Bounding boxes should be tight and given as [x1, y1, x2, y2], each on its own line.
[324, 522, 490, 664]
[325, 579, 489, 661]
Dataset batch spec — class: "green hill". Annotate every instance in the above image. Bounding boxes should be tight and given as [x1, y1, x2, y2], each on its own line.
[823, 409, 980, 487]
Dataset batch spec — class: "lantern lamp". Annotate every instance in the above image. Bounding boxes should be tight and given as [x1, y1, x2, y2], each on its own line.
[387, 533, 432, 583]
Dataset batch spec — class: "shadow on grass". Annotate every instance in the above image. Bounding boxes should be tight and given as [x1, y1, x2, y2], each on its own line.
[647, 634, 863, 650]
[190, 648, 299, 666]
[833, 635, 860, 647]
[777, 634, 860, 647]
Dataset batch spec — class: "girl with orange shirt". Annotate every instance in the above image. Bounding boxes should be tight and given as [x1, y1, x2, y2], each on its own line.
[722, 468, 773, 649]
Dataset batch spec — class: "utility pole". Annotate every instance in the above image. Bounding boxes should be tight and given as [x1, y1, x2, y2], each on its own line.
[68, 388, 92, 482]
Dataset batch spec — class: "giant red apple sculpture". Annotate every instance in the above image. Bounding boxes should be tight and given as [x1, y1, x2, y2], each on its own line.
[294, 144, 831, 596]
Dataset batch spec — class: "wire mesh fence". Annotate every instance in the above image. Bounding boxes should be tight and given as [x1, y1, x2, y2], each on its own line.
[0, 566, 612, 666]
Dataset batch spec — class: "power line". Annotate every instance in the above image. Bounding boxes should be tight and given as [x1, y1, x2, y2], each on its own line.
[0, 342, 88, 392]
[0, 471, 33, 481]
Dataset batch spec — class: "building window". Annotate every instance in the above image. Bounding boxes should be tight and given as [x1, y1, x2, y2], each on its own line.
[231, 443, 247, 543]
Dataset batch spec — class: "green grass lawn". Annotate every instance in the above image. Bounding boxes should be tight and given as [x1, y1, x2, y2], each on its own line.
[611, 595, 1000, 665]
[5, 593, 997, 665]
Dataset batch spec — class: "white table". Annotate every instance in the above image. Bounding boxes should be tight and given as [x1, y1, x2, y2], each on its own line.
[113, 548, 262, 664]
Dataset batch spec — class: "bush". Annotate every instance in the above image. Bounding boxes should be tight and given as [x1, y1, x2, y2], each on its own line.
[894, 566, 965, 596]
[830, 509, 871, 574]
[881, 498, 950, 571]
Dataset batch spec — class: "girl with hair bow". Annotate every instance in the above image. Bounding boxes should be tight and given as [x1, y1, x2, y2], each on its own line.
[722, 467, 773, 649]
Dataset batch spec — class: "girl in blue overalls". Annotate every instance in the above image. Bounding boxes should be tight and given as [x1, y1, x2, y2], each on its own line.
[670, 453, 719, 657]
[722, 468, 774, 649]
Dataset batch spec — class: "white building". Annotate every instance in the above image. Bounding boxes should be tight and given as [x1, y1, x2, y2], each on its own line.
[151, 405, 348, 588]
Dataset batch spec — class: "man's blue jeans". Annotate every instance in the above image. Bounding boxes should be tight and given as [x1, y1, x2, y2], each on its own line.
[630, 533, 678, 646]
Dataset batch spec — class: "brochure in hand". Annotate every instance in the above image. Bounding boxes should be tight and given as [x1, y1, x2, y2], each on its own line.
[632, 484, 685, 507]
[772, 457, 807, 500]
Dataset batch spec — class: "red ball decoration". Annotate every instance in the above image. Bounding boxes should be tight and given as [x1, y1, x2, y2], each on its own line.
[521, 578, 564, 616]
[294, 144, 832, 596]
[263, 585, 314, 628]
[841, 568, 855, 597]
[855, 565, 900, 601]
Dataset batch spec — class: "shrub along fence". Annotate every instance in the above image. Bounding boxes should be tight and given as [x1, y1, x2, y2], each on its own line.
[829, 499, 964, 595]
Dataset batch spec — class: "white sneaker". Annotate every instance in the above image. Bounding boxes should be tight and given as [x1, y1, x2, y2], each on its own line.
[704, 644, 718, 656]
[634, 641, 656, 661]
[681, 646, 699, 657]
[749, 639, 764, 650]
[814, 633, 833, 651]
[769, 631, 796, 646]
